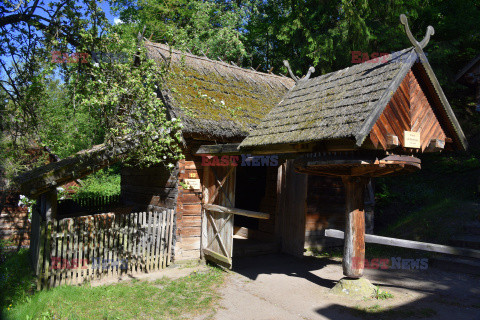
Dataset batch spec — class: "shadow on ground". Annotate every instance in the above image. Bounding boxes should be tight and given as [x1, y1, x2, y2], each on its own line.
[232, 252, 340, 288]
[222, 253, 480, 320]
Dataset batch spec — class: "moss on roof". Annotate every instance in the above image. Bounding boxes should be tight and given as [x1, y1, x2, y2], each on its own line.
[240, 48, 417, 148]
[145, 41, 295, 140]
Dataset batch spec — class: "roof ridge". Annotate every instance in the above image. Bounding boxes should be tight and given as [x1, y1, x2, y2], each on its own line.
[144, 40, 291, 82]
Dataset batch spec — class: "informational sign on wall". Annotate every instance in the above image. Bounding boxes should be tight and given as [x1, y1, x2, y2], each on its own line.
[404, 131, 421, 148]
[184, 179, 201, 190]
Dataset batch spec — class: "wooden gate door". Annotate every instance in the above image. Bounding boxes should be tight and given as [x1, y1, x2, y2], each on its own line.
[202, 166, 236, 268]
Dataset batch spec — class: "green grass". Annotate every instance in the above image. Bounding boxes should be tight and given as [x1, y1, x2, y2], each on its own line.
[5, 268, 224, 320]
[371, 286, 394, 300]
[0, 248, 36, 312]
[1, 246, 225, 320]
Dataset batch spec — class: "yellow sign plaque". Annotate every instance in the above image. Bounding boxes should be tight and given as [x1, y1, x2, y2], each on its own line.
[404, 131, 421, 148]
[184, 179, 201, 190]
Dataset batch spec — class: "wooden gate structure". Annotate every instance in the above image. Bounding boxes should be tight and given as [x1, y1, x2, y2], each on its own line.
[201, 165, 270, 268]
[14, 14, 470, 287]
[202, 166, 236, 268]
[201, 15, 468, 280]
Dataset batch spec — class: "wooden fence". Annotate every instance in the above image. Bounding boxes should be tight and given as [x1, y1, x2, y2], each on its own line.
[57, 195, 121, 216]
[32, 209, 175, 290]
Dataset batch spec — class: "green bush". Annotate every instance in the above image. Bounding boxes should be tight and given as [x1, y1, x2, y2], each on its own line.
[72, 165, 121, 199]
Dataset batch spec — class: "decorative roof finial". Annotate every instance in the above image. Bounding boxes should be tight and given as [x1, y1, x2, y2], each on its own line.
[302, 66, 315, 81]
[283, 60, 299, 83]
[400, 14, 435, 52]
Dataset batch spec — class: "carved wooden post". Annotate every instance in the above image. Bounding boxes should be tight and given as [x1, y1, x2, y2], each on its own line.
[342, 176, 368, 278]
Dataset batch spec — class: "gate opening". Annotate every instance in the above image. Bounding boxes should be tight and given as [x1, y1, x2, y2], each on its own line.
[233, 165, 277, 257]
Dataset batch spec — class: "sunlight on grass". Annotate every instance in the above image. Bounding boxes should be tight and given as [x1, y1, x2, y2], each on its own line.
[4, 267, 224, 320]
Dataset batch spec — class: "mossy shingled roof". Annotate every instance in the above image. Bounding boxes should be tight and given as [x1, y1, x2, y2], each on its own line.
[240, 48, 419, 149]
[145, 41, 295, 141]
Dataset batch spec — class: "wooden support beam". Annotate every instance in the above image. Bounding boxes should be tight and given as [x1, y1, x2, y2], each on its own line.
[195, 143, 241, 155]
[425, 139, 445, 152]
[41, 189, 57, 221]
[325, 229, 480, 259]
[204, 204, 270, 219]
[386, 134, 399, 149]
[341, 176, 369, 278]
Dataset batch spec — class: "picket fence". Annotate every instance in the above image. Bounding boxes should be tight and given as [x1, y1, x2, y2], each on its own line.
[32, 209, 175, 290]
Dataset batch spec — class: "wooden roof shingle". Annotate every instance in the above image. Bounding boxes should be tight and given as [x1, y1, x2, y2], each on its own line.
[240, 48, 467, 151]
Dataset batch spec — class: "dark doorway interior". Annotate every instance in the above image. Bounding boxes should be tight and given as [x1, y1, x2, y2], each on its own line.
[234, 165, 267, 230]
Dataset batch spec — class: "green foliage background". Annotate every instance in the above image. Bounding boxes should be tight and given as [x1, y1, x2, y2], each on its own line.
[2, 0, 480, 197]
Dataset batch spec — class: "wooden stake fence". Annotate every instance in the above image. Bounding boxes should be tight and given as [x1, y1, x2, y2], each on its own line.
[33, 209, 174, 290]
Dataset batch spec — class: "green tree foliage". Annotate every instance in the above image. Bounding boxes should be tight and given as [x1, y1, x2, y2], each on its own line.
[113, 0, 248, 62]
[0, 0, 184, 187]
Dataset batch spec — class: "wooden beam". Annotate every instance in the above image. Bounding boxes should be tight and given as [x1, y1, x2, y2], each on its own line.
[325, 229, 480, 259]
[195, 143, 241, 155]
[203, 248, 232, 268]
[204, 204, 269, 219]
[341, 176, 369, 278]
[425, 139, 445, 152]
[386, 134, 399, 149]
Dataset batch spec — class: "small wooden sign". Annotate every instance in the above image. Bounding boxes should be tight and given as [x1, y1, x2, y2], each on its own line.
[404, 131, 421, 148]
[184, 179, 201, 190]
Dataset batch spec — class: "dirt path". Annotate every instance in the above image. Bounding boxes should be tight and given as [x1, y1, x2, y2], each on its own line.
[214, 254, 480, 320]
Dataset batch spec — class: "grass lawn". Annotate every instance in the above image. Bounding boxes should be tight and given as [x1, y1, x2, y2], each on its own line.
[1, 245, 225, 320]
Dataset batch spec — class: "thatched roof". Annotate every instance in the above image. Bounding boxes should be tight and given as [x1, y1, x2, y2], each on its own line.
[240, 48, 467, 151]
[13, 44, 294, 196]
[145, 41, 295, 141]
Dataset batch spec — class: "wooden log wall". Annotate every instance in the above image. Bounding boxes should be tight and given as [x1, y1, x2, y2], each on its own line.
[0, 206, 31, 246]
[33, 209, 174, 290]
[176, 157, 204, 260]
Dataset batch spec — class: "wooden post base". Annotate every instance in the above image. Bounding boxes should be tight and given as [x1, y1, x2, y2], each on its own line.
[342, 176, 369, 278]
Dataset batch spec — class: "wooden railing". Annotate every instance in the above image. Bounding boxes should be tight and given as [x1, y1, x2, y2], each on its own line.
[324, 229, 480, 259]
[33, 209, 174, 290]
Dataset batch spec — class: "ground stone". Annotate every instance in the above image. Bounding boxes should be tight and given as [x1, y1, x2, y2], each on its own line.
[330, 277, 377, 298]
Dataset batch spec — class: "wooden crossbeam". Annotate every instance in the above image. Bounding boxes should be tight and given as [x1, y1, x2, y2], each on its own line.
[204, 204, 270, 219]
[325, 229, 480, 259]
[195, 143, 241, 155]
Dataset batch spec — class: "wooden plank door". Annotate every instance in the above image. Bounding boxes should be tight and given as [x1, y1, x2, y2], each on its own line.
[202, 166, 236, 268]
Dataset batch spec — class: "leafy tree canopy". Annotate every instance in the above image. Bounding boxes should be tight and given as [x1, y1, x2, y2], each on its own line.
[0, 0, 183, 186]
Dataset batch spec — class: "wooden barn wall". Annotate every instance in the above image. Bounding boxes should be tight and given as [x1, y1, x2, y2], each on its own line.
[121, 165, 179, 210]
[369, 70, 446, 151]
[305, 176, 345, 249]
[120, 164, 179, 260]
